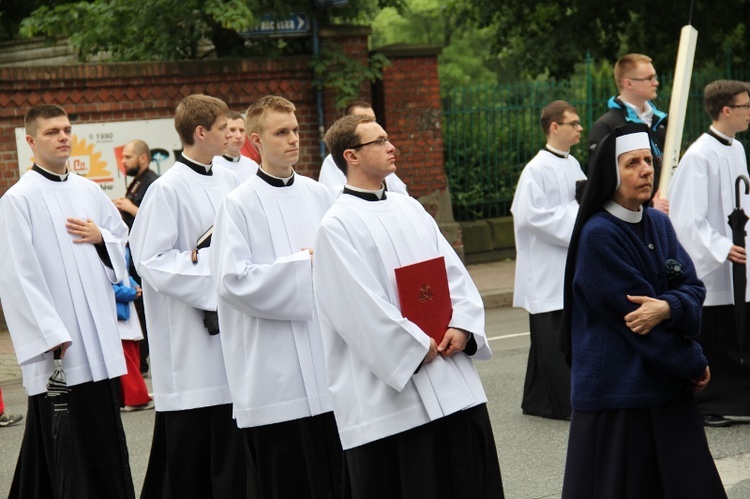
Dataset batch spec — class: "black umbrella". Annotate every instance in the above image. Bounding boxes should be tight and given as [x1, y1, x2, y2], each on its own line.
[46, 348, 92, 498]
[47, 347, 75, 497]
[727, 175, 750, 364]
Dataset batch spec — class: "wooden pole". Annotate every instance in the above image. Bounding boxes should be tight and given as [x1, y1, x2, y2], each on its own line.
[658, 25, 698, 198]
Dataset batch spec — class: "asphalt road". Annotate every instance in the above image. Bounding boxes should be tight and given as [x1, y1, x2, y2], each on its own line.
[1, 307, 749, 498]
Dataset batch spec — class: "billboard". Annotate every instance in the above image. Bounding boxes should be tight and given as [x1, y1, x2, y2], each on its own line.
[15, 118, 182, 200]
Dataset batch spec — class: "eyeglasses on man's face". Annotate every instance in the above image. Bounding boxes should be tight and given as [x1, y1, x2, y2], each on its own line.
[628, 75, 658, 83]
[557, 121, 582, 128]
[727, 103, 750, 110]
[348, 137, 392, 149]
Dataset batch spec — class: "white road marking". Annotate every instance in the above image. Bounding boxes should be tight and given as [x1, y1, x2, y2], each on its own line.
[487, 332, 530, 342]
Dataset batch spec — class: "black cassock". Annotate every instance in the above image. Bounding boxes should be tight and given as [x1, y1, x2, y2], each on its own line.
[9, 379, 135, 499]
[696, 304, 750, 416]
[522, 310, 572, 420]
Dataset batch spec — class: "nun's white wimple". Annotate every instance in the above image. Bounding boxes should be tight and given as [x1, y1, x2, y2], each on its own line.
[615, 132, 650, 160]
[614, 132, 650, 189]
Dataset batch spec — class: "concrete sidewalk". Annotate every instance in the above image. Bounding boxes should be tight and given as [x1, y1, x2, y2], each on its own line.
[0, 259, 517, 384]
[467, 258, 515, 309]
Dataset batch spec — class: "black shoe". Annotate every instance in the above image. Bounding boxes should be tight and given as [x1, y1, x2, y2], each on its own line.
[702, 414, 733, 428]
[0, 412, 23, 427]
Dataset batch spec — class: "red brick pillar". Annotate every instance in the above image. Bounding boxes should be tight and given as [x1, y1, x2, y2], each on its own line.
[374, 45, 461, 253]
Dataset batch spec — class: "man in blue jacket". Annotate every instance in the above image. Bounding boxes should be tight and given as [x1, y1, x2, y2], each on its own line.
[588, 53, 669, 213]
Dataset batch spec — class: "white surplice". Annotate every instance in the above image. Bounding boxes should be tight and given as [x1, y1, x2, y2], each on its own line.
[318, 153, 408, 198]
[511, 150, 585, 314]
[212, 154, 259, 184]
[0, 170, 128, 396]
[210, 174, 335, 428]
[669, 133, 750, 306]
[313, 192, 490, 450]
[129, 162, 240, 411]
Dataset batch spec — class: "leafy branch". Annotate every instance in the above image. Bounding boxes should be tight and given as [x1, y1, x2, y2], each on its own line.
[311, 44, 390, 111]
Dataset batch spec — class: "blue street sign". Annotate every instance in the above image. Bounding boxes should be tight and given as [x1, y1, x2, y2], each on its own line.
[241, 13, 310, 37]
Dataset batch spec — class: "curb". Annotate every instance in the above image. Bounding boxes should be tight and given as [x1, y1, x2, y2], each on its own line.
[482, 290, 514, 310]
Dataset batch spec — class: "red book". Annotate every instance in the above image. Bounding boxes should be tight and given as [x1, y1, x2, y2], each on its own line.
[395, 256, 453, 343]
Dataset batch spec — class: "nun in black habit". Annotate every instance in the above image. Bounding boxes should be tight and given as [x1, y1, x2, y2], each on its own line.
[560, 123, 726, 499]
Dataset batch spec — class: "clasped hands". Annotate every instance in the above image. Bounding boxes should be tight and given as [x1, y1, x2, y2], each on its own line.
[624, 295, 671, 336]
[423, 327, 470, 364]
[625, 294, 709, 392]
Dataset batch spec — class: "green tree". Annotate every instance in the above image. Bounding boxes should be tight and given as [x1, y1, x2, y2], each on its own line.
[465, 0, 750, 79]
[370, 0, 500, 87]
[0, 0, 72, 40]
[16, 0, 404, 61]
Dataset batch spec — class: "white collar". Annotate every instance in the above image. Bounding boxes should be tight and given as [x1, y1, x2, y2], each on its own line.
[545, 143, 570, 158]
[604, 200, 643, 223]
[710, 125, 734, 145]
[344, 183, 386, 199]
[182, 153, 212, 172]
[623, 100, 654, 126]
[36, 163, 69, 181]
[259, 166, 295, 185]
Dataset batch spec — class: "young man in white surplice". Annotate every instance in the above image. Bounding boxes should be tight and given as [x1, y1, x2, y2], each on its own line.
[313, 113, 505, 499]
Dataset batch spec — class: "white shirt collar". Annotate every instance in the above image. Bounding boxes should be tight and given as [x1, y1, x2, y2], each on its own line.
[182, 153, 212, 172]
[545, 143, 570, 158]
[344, 183, 387, 199]
[710, 125, 734, 145]
[622, 100, 654, 127]
[604, 199, 643, 223]
[259, 166, 295, 185]
[35, 163, 69, 181]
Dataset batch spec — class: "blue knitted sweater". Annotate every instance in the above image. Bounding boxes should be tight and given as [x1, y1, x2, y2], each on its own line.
[571, 209, 708, 411]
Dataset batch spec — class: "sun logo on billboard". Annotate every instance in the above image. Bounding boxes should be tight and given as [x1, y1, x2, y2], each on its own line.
[67, 135, 113, 183]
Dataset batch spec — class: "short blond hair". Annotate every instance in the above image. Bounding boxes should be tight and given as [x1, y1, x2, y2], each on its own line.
[614, 54, 653, 90]
[245, 95, 296, 137]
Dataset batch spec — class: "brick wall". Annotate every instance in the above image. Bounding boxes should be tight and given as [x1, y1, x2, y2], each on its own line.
[376, 45, 446, 197]
[0, 56, 324, 192]
[0, 29, 449, 207]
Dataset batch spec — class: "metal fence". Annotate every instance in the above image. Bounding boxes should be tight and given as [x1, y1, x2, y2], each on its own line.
[442, 58, 750, 221]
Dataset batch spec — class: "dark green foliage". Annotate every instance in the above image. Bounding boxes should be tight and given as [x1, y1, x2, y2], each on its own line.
[311, 46, 390, 111]
[13, 0, 403, 61]
[466, 0, 750, 80]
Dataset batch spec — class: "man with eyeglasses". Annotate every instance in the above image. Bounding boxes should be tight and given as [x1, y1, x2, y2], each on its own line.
[511, 100, 585, 420]
[313, 114, 505, 498]
[588, 53, 669, 213]
[318, 100, 408, 197]
[669, 80, 750, 429]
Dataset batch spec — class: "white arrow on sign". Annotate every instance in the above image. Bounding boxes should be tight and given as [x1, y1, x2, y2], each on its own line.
[295, 14, 307, 31]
